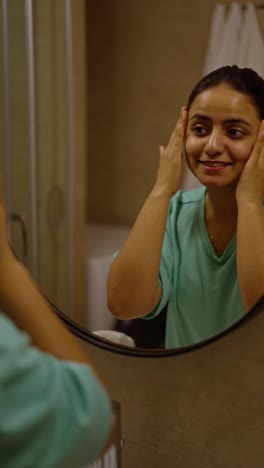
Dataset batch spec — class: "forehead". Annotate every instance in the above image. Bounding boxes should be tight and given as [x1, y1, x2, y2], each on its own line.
[189, 84, 260, 123]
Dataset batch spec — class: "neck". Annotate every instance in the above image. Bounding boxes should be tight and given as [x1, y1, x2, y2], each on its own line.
[205, 186, 238, 256]
[206, 185, 238, 220]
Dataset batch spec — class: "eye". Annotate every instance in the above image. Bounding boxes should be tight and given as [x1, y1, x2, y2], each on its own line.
[226, 128, 245, 139]
[192, 125, 208, 136]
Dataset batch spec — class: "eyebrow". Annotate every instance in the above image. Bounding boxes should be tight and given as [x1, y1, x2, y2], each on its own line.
[190, 113, 252, 127]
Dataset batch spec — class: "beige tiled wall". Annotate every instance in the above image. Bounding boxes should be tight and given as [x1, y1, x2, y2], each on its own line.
[79, 303, 264, 467]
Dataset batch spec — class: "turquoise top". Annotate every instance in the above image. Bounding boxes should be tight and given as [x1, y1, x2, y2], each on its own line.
[0, 313, 112, 468]
[145, 186, 246, 348]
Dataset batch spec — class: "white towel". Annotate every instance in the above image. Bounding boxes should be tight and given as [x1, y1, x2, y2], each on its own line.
[203, 3, 226, 75]
[203, 2, 245, 74]
[237, 2, 264, 78]
[216, 2, 243, 69]
[93, 330, 136, 347]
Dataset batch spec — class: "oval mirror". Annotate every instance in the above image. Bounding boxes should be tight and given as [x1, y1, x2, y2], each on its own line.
[51, 295, 264, 357]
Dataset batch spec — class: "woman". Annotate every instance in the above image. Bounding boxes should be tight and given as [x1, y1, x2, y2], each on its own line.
[0, 181, 114, 466]
[107, 65, 264, 348]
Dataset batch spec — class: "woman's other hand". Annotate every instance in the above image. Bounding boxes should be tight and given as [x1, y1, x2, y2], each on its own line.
[154, 107, 188, 198]
[236, 120, 264, 207]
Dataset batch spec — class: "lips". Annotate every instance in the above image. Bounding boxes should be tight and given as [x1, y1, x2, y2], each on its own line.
[199, 160, 232, 167]
[198, 160, 233, 173]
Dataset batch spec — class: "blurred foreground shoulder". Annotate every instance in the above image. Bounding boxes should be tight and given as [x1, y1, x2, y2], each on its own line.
[0, 313, 112, 468]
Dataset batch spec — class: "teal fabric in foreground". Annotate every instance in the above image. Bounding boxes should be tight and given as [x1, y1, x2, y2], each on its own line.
[145, 187, 245, 348]
[0, 313, 112, 468]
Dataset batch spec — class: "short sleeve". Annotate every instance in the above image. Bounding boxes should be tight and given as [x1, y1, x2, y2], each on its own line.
[0, 313, 112, 468]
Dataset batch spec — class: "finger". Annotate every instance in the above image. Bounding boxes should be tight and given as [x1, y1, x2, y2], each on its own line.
[159, 146, 165, 157]
[248, 120, 264, 165]
[181, 107, 189, 137]
[173, 107, 187, 138]
[259, 122, 264, 167]
[167, 107, 188, 152]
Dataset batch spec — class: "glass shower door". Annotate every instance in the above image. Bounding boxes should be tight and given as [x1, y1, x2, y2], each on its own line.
[1, 0, 36, 273]
[0, 0, 86, 323]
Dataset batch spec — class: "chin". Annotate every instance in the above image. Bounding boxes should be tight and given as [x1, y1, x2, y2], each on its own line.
[191, 172, 236, 188]
[198, 176, 239, 191]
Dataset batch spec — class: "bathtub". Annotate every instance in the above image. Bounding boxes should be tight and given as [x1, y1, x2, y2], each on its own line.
[85, 222, 130, 332]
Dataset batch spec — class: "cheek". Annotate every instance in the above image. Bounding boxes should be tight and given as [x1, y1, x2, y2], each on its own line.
[184, 135, 203, 161]
[230, 142, 254, 163]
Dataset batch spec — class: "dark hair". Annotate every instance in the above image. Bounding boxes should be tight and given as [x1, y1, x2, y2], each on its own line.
[187, 65, 264, 120]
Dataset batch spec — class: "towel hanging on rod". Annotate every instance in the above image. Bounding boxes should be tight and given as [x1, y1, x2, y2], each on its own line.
[237, 2, 264, 78]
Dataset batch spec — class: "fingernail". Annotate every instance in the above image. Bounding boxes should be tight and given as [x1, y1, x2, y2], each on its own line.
[181, 106, 187, 118]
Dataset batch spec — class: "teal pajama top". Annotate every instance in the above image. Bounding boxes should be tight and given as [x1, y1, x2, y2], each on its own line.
[0, 313, 112, 468]
[145, 187, 246, 348]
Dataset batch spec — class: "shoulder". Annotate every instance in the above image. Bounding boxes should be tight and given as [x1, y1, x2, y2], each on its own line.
[0, 313, 112, 467]
[0, 312, 30, 353]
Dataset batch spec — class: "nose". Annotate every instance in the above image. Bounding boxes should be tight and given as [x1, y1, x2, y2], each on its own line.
[204, 130, 224, 156]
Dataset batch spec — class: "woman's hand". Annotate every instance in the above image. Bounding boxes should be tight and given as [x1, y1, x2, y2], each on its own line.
[236, 120, 264, 207]
[153, 107, 188, 198]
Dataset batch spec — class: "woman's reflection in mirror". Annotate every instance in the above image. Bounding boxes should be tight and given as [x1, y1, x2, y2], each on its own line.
[107, 65, 264, 349]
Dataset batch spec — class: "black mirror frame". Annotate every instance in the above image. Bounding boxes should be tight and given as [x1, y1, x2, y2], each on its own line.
[50, 295, 264, 358]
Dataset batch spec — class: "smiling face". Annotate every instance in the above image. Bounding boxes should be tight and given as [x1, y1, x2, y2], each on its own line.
[185, 84, 261, 189]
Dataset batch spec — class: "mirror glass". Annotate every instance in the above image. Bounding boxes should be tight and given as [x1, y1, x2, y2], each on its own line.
[2, 1, 263, 353]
